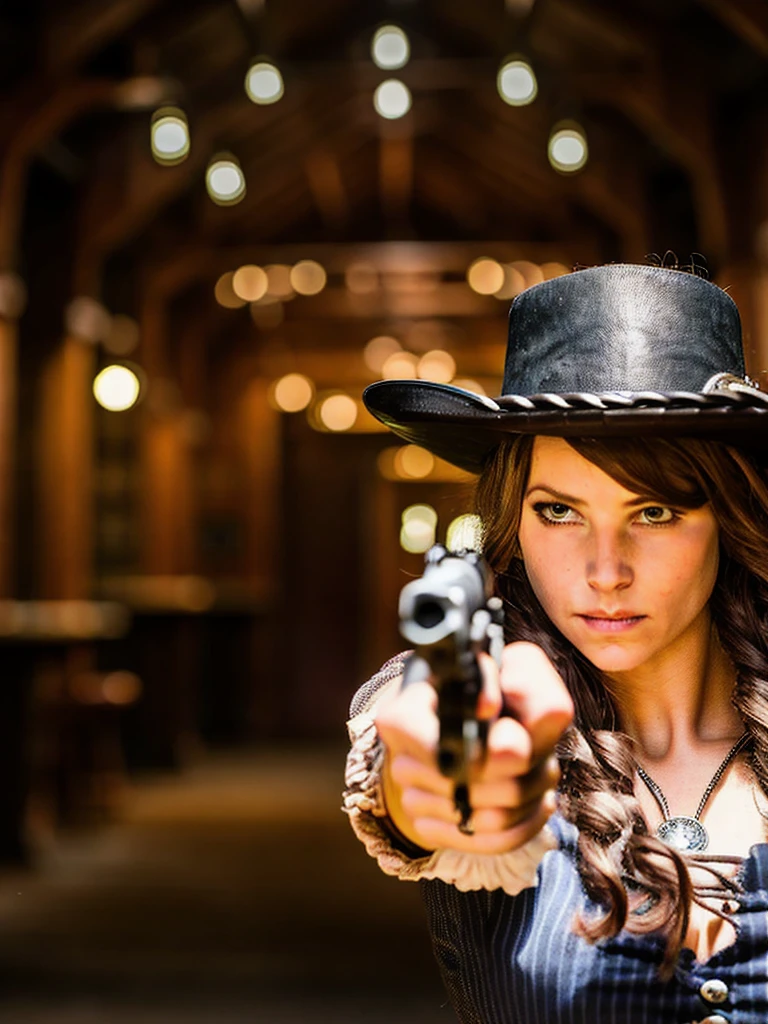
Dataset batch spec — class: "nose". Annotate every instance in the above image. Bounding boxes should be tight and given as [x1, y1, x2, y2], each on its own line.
[586, 527, 633, 592]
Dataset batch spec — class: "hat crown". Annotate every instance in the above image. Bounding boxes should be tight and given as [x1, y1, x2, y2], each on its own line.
[503, 264, 744, 396]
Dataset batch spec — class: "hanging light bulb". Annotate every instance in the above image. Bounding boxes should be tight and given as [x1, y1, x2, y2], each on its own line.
[497, 59, 537, 106]
[244, 60, 284, 104]
[374, 79, 412, 119]
[548, 122, 589, 173]
[206, 154, 246, 205]
[150, 107, 190, 165]
[371, 25, 410, 70]
[93, 365, 142, 411]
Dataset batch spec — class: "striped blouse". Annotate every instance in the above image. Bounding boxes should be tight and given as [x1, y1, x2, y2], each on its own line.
[345, 657, 768, 1023]
[421, 812, 768, 1024]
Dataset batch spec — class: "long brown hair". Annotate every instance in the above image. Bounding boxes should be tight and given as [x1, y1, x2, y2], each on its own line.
[476, 434, 768, 976]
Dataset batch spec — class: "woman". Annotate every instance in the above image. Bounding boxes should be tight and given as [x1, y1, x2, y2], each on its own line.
[343, 264, 768, 1023]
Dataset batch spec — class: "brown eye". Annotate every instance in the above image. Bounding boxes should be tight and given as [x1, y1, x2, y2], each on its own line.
[534, 502, 579, 524]
[549, 503, 571, 519]
[638, 506, 675, 525]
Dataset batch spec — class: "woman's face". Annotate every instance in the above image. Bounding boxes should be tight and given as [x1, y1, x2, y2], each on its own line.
[517, 437, 720, 676]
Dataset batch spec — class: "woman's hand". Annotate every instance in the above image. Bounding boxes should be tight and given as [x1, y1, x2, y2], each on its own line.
[375, 642, 574, 855]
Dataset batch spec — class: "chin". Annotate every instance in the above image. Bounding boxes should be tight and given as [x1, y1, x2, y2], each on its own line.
[569, 638, 649, 674]
[583, 650, 647, 673]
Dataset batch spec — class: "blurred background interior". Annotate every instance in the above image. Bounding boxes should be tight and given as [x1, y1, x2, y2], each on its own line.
[0, 0, 767, 1020]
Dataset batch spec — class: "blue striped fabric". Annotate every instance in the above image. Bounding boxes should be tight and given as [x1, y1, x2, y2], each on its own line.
[420, 815, 768, 1023]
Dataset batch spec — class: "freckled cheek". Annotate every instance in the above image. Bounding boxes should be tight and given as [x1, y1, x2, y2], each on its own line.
[651, 533, 719, 608]
[521, 547, 576, 619]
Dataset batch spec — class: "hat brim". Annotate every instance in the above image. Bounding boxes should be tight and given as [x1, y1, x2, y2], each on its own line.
[364, 379, 768, 475]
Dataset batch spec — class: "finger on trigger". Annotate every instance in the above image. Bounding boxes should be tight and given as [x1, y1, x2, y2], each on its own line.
[482, 715, 534, 776]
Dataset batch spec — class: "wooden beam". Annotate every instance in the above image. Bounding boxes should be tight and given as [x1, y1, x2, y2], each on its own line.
[37, 338, 96, 598]
[79, 89, 295, 263]
[696, 0, 768, 57]
[304, 147, 349, 230]
[379, 131, 414, 225]
[0, 320, 17, 597]
[44, 0, 165, 74]
[574, 67, 729, 261]
[414, 151, 488, 232]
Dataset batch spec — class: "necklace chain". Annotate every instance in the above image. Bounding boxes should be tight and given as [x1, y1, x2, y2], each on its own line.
[636, 734, 750, 852]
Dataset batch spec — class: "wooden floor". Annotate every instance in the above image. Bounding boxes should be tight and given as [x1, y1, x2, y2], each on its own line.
[0, 744, 455, 1023]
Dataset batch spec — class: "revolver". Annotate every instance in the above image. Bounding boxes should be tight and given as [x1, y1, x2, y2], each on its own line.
[398, 544, 504, 830]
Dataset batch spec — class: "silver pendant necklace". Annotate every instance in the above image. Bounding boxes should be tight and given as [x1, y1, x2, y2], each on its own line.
[635, 734, 750, 853]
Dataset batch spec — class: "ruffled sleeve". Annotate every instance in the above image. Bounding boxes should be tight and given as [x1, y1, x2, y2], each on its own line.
[342, 654, 556, 896]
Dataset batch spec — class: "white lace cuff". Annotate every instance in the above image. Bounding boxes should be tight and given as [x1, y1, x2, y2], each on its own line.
[342, 688, 556, 895]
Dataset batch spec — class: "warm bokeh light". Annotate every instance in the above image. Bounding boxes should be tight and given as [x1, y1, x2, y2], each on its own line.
[417, 349, 456, 383]
[467, 257, 505, 295]
[400, 518, 435, 554]
[541, 261, 571, 279]
[395, 444, 435, 478]
[265, 263, 294, 298]
[271, 373, 314, 412]
[381, 351, 418, 379]
[290, 260, 327, 295]
[403, 503, 438, 528]
[446, 514, 483, 553]
[345, 262, 379, 294]
[150, 107, 190, 165]
[104, 314, 140, 355]
[233, 265, 268, 302]
[510, 260, 545, 289]
[371, 25, 410, 70]
[244, 61, 284, 104]
[548, 124, 588, 172]
[102, 671, 143, 706]
[65, 296, 111, 343]
[374, 79, 412, 119]
[319, 393, 358, 431]
[497, 59, 537, 106]
[206, 155, 246, 204]
[378, 446, 470, 482]
[452, 378, 487, 396]
[214, 272, 247, 308]
[93, 365, 141, 411]
[494, 264, 527, 300]
[364, 335, 401, 373]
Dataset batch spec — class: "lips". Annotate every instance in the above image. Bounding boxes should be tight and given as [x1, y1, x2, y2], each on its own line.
[578, 612, 646, 633]
[581, 611, 643, 620]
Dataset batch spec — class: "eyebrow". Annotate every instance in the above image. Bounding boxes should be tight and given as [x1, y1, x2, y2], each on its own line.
[525, 484, 654, 509]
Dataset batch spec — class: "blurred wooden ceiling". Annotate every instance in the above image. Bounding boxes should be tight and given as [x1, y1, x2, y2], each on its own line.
[0, 0, 767, 602]
[3, 0, 768, 381]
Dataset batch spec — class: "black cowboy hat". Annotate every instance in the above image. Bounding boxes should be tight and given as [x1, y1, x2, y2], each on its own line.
[363, 263, 768, 474]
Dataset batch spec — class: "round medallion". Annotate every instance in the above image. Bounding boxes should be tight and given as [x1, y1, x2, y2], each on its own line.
[656, 816, 709, 852]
